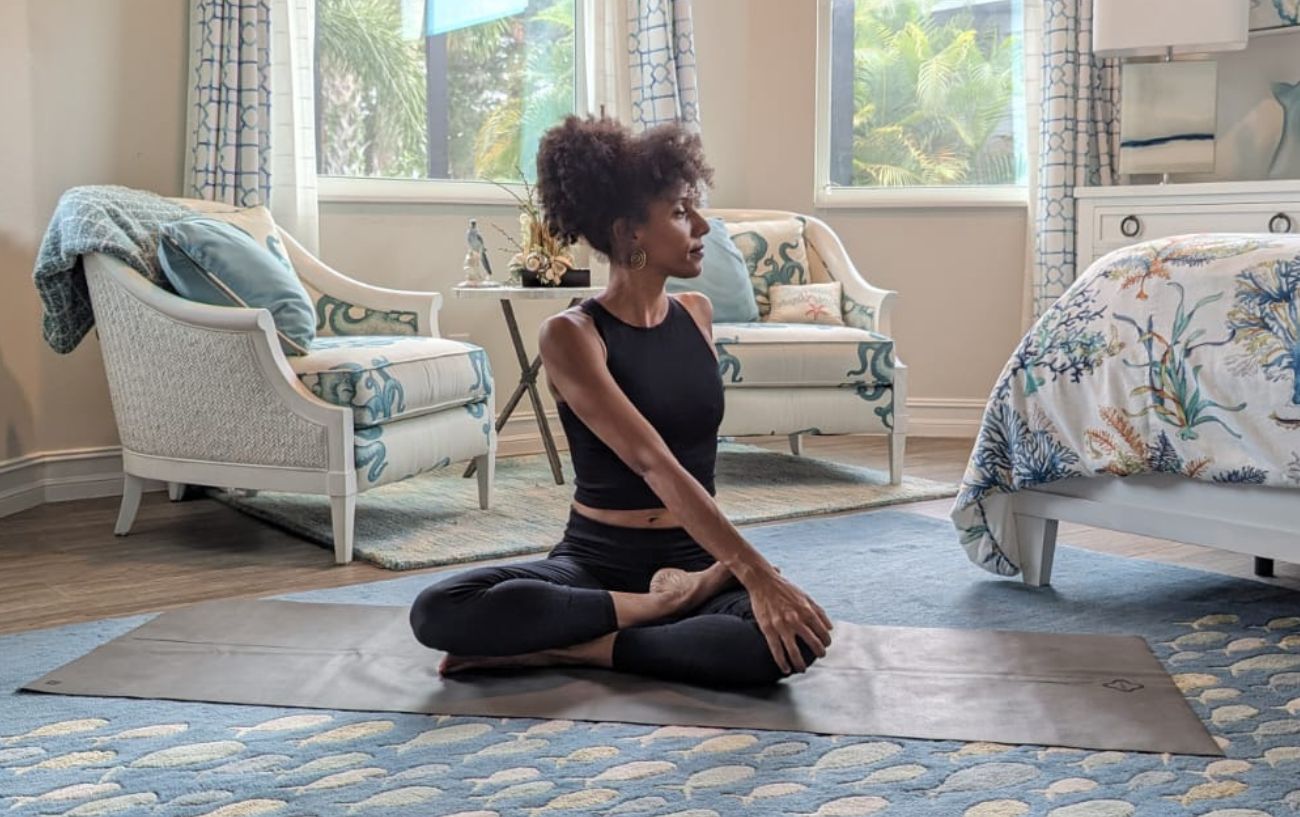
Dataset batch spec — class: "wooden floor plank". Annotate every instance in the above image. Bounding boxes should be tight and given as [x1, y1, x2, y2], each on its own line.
[0, 436, 1294, 635]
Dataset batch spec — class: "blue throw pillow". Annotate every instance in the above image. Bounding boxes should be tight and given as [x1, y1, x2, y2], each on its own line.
[158, 217, 316, 356]
[667, 217, 760, 323]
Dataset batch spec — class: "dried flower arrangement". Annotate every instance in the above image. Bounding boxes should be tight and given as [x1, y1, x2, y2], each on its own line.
[492, 175, 575, 287]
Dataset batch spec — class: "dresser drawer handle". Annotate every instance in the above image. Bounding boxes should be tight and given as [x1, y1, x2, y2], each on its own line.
[1269, 212, 1293, 233]
[1120, 215, 1142, 238]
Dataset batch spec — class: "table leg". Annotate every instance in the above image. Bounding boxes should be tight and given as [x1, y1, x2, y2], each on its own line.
[463, 297, 583, 485]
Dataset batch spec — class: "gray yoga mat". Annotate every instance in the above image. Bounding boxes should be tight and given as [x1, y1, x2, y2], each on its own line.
[22, 599, 1221, 755]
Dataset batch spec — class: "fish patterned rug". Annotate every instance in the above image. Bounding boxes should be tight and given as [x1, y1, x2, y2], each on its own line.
[2, 510, 1299, 816]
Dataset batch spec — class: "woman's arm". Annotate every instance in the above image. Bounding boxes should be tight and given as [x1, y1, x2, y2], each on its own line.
[540, 305, 832, 672]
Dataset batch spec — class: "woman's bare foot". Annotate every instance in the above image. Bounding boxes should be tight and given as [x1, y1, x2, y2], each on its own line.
[439, 634, 616, 676]
[439, 652, 556, 676]
[649, 562, 736, 616]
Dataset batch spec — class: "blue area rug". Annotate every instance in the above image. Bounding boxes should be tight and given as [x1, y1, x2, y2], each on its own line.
[2, 510, 1299, 817]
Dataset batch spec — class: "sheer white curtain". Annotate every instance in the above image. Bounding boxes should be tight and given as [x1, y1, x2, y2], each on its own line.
[584, 0, 632, 122]
[269, 0, 320, 254]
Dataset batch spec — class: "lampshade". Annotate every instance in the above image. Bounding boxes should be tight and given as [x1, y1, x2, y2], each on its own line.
[1092, 0, 1249, 57]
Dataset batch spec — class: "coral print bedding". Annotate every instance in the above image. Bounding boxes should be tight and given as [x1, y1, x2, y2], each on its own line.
[953, 234, 1300, 575]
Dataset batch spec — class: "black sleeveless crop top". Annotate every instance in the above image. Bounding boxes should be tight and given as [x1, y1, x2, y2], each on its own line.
[556, 296, 725, 510]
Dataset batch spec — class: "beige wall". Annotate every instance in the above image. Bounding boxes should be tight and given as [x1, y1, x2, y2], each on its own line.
[0, 0, 1026, 465]
[0, 0, 188, 462]
[318, 0, 1027, 431]
[737, 0, 1027, 404]
[6, 1, 1292, 464]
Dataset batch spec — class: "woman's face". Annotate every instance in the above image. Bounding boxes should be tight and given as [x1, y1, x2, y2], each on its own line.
[634, 187, 710, 279]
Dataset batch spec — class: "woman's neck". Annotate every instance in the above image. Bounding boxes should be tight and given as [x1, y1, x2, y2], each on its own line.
[598, 267, 670, 327]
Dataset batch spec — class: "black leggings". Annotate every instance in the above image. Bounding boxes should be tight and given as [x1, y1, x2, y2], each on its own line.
[409, 509, 816, 688]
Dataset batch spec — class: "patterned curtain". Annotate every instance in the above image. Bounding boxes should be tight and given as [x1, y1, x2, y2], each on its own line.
[185, 0, 273, 206]
[185, 0, 319, 253]
[627, 0, 701, 134]
[1027, 0, 1121, 320]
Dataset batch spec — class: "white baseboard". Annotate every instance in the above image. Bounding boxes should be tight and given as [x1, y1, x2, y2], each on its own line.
[904, 398, 985, 438]
[499, 413, 568, 458]
[0, 447, 163, 520]
[0, 398, 981, 518]
[497, 397, 982, 458]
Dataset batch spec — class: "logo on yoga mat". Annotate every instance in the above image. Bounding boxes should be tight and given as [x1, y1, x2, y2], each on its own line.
[1102, 678, 1145, 693]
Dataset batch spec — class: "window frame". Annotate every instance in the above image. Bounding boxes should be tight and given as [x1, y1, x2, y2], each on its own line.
[812, 0, 1030, 210]
[317, 0, 598, 206]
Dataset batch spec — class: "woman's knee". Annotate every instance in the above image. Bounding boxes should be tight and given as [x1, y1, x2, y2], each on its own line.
[409, 583, 470, 652]
[723, 629, 821, 687]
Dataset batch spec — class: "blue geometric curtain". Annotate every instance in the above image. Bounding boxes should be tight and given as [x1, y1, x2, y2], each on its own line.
[1031, 0, 1121, 318]
[185, 0, 273, 206]
[627, 0, 701, 134]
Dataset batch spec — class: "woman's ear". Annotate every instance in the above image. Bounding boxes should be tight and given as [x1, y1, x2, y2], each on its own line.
[611, 218, 634, 261]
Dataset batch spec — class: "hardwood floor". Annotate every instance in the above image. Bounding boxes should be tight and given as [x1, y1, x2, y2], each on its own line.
[0, 436, 1295, 636]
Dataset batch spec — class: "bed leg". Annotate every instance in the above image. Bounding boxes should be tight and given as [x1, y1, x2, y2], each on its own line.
[1254, 557, 1275, 578]
[1015, 514, 1059, 587]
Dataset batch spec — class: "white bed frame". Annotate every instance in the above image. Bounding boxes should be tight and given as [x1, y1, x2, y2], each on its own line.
[1011, 475, 1300, 586]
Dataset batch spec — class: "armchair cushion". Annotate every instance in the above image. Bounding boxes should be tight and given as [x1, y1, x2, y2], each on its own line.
[666, 217, 759, 322]
[766, 282, 845, 326]
[158, 217, 315, 355]
[713, 322, 894, 388]
[724, 218, 811, 318]
[291, 336, 492, 428]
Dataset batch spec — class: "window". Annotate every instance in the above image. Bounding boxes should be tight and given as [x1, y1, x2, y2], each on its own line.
[817, 0, 1027, 206]
[315, 0, 582, 201]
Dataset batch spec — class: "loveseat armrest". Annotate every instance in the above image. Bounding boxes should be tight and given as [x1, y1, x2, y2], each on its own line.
[803, 215, 898, 337]
[278, 229, 443, 338]
[84, 254, 355, 485]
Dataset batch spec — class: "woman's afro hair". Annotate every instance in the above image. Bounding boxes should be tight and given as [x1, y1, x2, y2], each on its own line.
[535, 116, 713, 258]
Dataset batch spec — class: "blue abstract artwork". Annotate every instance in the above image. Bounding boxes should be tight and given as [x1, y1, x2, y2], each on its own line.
[1119, 61, 1218, 175]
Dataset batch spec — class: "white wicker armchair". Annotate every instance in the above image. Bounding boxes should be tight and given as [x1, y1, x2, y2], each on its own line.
[85, 225, 496, 564]
[702, 209, 907, 483]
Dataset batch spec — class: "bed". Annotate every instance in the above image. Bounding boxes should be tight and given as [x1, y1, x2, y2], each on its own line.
[951, 233, 1300, 586]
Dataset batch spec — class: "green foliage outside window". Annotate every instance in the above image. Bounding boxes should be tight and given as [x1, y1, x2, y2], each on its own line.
[317, 0, 427, 178]
[316, 0, 574, 182]
[848, 0, 1019, 187]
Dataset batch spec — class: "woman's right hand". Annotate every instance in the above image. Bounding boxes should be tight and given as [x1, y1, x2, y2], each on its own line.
[743, 569, 833, 674]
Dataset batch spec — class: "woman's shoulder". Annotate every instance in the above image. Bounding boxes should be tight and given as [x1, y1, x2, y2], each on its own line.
[540, 301, 603, 355]
[670, 292, 714, 338]
[543, 298, 596, 328]
[671, 290, 713, 316]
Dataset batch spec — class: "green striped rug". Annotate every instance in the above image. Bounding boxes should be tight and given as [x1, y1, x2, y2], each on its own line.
[213, 442, 958, 570]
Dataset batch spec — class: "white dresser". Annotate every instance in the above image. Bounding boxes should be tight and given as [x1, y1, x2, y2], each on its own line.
[1075, 180, 1300, 270]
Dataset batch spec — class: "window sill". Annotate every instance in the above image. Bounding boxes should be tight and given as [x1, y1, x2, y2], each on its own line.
[814, 185, 1028, 209]
[318, 176, 528, 206]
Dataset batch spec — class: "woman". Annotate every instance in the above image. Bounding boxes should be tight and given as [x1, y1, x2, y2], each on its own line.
[409, 116, 832, 688]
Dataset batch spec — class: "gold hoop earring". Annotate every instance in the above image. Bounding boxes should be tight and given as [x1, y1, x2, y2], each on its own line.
[629, 247, 648, 270]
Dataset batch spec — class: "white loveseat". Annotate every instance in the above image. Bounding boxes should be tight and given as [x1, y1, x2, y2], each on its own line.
[702, 209, 907, 483]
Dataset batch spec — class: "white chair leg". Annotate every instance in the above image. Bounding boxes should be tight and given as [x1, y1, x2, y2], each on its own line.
[888, 432, 906, 485]
[1015, 513, 1059, 587]
[788, 433, 803, 456]
[474, 451, 495, 510]
[114, 474, 144, 536]
[330, 493, 356, 565]
[166, 482, 185, 502]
